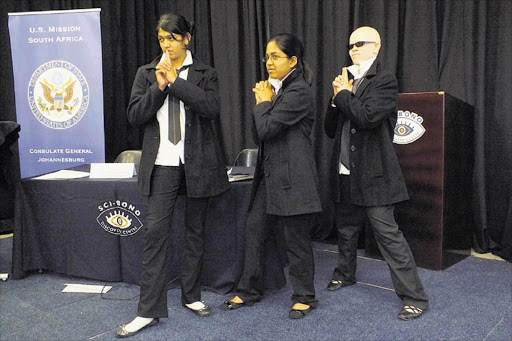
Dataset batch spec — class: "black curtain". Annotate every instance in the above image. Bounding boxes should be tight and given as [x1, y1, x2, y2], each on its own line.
[0, 0, 510, 261]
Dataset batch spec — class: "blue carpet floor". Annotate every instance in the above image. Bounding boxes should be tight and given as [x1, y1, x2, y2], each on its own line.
[0, 236, 511, 340]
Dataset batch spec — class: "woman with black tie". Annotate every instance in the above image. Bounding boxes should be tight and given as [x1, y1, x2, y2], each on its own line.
[221, 33, 322, 319]
[116, 12, 229, 338]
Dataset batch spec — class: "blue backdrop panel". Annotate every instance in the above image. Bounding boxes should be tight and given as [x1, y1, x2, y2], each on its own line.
[8, 9, 104, 178]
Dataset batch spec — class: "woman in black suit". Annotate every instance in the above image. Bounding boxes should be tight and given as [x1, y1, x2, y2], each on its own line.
[117, 12, 229, 338]
[221, 33, 322, 319]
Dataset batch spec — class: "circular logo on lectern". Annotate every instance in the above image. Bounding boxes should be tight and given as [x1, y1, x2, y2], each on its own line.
[393, 110, 426, 144]
[28, 60, 89, 129]
[96, 200, 143, 236]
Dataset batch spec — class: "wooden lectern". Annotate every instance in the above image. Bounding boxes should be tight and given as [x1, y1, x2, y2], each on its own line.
[365, 92, 474, 270]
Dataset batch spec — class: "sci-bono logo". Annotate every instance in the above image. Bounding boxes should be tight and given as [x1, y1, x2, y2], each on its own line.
[393, 110, 426, 145]
[96, 200, 143, 236]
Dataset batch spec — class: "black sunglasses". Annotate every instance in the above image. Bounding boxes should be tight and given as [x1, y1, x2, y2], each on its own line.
[347, 41, 376, 50]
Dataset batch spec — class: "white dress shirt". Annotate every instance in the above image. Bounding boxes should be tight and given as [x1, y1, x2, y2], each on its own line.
[155, 50, 193, 166]
[346, 56, 376, 80]
[268, 68, 295, 94]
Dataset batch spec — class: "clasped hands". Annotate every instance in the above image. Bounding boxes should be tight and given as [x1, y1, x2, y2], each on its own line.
[332, 67, 353, 97]
[252, 80, 273, 105]
[156, 51, 179, 90]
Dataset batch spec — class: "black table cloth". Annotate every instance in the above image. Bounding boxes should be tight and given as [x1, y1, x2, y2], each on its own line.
[12, 165, 286, 293]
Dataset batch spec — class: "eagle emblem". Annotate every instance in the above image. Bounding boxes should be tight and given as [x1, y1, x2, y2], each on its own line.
[39, 78, 79, 114]
[29, 61, 89, 129]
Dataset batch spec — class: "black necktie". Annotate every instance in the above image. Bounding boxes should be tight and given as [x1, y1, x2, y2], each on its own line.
[168, 65, 189, 144]
[339, 77, 364, 170]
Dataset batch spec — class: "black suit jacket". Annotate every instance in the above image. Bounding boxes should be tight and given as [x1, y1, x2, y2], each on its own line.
[127, 55, 229, 197]
[251, 70, 322, 216]
[324, 60, 409, 206]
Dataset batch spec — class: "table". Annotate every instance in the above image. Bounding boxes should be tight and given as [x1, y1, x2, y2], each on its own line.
[12, 165, 286, 293]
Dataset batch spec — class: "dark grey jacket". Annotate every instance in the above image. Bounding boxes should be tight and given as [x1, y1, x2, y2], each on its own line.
[324, 60, 409, 206]
[127, 55, 229, 197]
[251, 70, 322, 216]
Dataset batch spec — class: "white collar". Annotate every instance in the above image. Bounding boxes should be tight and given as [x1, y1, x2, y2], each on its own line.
[268, 68, 296, 94]
[159, 50, 193, 69]
[347, 56, 376, 79]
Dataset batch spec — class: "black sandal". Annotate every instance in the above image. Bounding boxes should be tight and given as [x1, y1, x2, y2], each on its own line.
[397, 305, 424, 320]
[327, 280, 349, 291]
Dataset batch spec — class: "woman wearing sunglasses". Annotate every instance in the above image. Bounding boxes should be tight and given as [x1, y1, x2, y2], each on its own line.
[324, 26, 429, 321]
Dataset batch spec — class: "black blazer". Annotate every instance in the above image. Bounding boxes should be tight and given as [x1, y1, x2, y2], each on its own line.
[324, 60, 409, 206]
[251, 70, 322, 216]
[127, 55, 229, 197]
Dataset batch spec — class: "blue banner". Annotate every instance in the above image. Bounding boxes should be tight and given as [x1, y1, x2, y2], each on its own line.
[8, 9, 104, 178]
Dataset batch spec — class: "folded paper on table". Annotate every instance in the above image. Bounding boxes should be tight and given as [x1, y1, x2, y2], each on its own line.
[89, 163, 136, 179]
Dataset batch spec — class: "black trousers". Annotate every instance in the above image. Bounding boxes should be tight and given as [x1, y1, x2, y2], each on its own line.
[137, 165, 209, 318]
[333, 175, 429, 310]
[237, 178, 318, 307]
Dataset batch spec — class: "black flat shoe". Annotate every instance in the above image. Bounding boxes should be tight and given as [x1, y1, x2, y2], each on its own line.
[327, 280, 349, 291]
[289, 306, 312, 319]
[116, 318, 159, 338]
[182, 302, 211, 317]
[220, 298, 245, 310]
[397, 305, 424, 320]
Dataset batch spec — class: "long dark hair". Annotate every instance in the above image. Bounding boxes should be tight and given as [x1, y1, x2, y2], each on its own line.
[156, 12, 195, 40]
[269, 33, 314, 85]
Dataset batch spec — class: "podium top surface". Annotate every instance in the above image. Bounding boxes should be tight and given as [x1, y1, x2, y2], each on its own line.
[398, 92, 474, 109]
